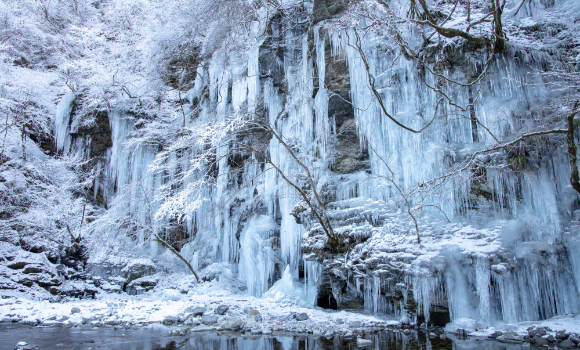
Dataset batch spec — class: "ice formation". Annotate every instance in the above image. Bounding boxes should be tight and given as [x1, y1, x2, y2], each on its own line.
[51, 0, 580, 329]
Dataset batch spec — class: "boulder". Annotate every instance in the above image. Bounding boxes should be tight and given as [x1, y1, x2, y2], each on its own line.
[163, 316, 177, 326]
[120, 259, 157, 283]
[218, 317, 244, 330]
[489, 331, 503, 339]
[215, 305, 229, 315]
[497, 332, 524, 343]
[559, 340, 577, 348]
[201, 316, 219, 325]
[70, 307, 81, 314]
[254, 315, 262, 322]
[556, 331, 568, 340]
[533, 336, 549, 345]
[250, 310, 260, 316]
[295, 313, 309, 321]
[570, 334, 580, 344]
[185, 306, 206, 317]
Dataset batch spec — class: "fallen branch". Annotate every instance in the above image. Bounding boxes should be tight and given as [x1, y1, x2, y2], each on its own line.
[154, 233, 200, 283]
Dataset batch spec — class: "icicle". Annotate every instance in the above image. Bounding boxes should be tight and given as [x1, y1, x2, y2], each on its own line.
[54, 92, 76, 153]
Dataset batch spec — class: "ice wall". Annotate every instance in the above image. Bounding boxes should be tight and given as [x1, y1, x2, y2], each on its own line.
[52, 0, 580, 329]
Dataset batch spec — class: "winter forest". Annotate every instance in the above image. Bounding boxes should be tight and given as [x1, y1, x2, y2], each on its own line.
[1, 0, 580, 348]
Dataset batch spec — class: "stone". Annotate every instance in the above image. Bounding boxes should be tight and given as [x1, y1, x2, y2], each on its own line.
[336, 318, 344, 324]
[254, 315, 262, 322]
[295, 313, 309, 321]
[439, 334, 447, 340]
[356, 337, 373, 346]
[530, 327, 548, 337]
[250, 310, 260, 316]
[546, 335, 555, 342]
[120, 260, 157, 283]
[201, 316, 219, 325]
[497, 333, 524, 343]
[215, 305, 229, 315]
[162, 316, 176, 326]
[325, 331, 335, 338]
[219, 317, 243, 330]
[262, 328, 272, 335]
[191, 325, 213, 332]
[533, 336, 550, 345]
[243, 307, 252, 314]
[70, 307, 81, 314]
[15, 342, 35, 350]
[348, 321, 361, 328]
[429, 333, 437, 338]
[489, 331, 503, 339]
[188, 307, 206, 317]
[570, 334, 580, 344]
[184, 318, 201, 326]
[556, 331, 568, 340]
[559, 340, 577, 348]
[251, 328, 262, 334]
[106, 319, 122, 326]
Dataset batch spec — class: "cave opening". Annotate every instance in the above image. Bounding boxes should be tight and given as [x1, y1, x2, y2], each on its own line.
[317, 293, 338, 310]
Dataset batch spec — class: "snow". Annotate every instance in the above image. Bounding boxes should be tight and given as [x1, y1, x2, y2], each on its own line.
[469, 314, 580, 338]
[0, 274, 399, 335]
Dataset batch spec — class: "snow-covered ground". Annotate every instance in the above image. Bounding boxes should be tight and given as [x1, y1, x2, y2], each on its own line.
[2, 272, 580, 347]
[0, 274, 399, 338]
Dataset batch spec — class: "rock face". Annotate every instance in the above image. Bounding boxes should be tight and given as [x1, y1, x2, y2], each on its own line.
[313, 0, 347, 24]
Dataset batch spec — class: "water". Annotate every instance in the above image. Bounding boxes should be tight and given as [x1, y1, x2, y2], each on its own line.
[0, 324, 534, 350]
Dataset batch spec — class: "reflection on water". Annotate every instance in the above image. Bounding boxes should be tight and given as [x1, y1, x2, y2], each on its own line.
[0, 323, 531, 350]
